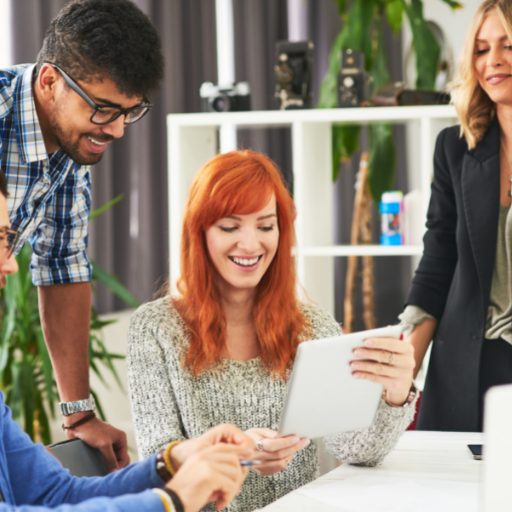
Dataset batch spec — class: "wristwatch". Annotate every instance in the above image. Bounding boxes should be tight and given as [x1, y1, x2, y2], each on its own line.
[59, 394, 96, 416]
[401, 382, 418, 408]
[383, 382, 418, 408]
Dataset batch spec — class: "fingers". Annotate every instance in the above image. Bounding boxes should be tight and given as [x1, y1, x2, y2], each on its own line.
[361, 336, 413, 355]
[251, 459, 293, 475]
[350, 337, 415, 406]
[112, 429, 130, 468]
[249, 438, 310, 476]
[352, 337, 415, 371]
[168, 443, 248, 512]
[96, 442, 120, 472]
[257, 435, 300, 453]
[198, 447, 247, 506]
[245, 427, 278, 440]
[351, 359, 412, 380]
[206, 423, 256, 451]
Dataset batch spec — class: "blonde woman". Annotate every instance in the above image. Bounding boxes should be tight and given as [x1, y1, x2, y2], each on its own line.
[401, 0, 512, 431]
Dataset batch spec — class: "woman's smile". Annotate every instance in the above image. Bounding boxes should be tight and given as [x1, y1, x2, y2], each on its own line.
[486, 73, 511, 85]
[228, 255, 263, 270]
[205, 194, 279, 293]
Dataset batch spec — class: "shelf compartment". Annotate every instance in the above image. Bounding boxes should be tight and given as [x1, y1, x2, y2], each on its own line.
[301, 245, 424, 257]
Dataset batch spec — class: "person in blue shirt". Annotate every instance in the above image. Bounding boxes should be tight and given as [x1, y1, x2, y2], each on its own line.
[0, 0, 165, 469]
[0, 166, 253, 511]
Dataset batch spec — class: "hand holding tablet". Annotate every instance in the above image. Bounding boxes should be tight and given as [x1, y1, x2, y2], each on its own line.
[350, 333, 415, 407]
[278, 325, 412, 439]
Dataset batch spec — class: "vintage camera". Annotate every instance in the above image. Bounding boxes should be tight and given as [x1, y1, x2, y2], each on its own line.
[200, 82, 251, 112]
[337, 49, 372, 108]
[274, 40, 313, 110]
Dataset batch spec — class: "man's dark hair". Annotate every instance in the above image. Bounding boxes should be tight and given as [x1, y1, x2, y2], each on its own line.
[0, 170, 7, 198]
[37, 0, 164, 98]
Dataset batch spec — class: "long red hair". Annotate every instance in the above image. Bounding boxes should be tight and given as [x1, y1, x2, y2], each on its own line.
[172, 150, 311, 378]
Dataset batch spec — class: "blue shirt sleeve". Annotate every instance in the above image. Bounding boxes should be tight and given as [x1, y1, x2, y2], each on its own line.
[0, 396, 165, 512]
[29, 164, 92, 286]
[0, 492, 164, 512]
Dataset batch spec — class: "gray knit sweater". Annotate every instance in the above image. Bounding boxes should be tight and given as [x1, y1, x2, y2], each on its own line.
[127, 297, 416, 512]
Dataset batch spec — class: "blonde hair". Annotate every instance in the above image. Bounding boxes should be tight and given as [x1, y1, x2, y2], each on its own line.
[454, 0, 512, 149]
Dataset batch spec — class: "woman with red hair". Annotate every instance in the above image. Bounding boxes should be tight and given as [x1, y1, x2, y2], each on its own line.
[127, 150, 416, 511]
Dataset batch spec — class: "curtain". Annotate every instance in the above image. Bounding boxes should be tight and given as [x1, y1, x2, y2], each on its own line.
[233, 0, 293, 190]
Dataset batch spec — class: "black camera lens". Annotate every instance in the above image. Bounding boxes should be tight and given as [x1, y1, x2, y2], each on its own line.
[209, 94, 230, 112]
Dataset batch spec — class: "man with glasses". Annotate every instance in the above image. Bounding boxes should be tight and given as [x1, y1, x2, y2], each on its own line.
[0, 0, 165, 470]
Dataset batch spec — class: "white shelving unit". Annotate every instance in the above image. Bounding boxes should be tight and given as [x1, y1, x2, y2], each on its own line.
[167, 106, 459, 315]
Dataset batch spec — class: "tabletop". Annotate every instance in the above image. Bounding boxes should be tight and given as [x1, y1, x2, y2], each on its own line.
[259, 431, 483, 511]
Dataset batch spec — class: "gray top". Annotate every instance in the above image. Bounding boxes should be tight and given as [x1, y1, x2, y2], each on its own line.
[127, 297, 416, 512]
[485, 203, 512, 343]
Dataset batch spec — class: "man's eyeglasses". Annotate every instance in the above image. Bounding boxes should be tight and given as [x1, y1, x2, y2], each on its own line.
[0, 229, 19, 263]
[45, 62, 152, 126]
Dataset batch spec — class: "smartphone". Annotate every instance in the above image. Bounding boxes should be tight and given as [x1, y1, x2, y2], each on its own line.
[468, 444, 482, 460]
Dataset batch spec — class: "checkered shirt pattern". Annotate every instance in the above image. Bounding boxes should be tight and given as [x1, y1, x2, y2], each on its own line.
[0, 64, 91, 286]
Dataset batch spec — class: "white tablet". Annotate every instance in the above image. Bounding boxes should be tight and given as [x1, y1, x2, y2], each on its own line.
[278, 324, 403, 439]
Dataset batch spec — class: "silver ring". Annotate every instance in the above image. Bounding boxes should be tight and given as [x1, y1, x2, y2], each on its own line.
[257, 438, 264, 452]
[388, 352, 394, 365]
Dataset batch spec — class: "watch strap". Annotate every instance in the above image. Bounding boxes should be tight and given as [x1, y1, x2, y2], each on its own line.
[383, 382, 418, 408]
[402, 382, 418, 408]
[59, 394, 96, 416]
[162, 488, 184, 512]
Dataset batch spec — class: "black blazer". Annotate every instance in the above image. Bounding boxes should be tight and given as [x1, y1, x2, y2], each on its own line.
[407, 116, 501, 432]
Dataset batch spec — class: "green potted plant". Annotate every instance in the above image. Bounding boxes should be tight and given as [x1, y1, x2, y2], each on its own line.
[319, 0, 463, 203]
[0, 196, 139, 444]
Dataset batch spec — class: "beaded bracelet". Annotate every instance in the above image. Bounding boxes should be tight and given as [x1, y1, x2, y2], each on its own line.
[163, 440, 182, 477]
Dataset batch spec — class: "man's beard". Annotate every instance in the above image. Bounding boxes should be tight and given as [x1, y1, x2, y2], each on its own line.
[0, 275, 6, 290]
[50, 111, 112, 166]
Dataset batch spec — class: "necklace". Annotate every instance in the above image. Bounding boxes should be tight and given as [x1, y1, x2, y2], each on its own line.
[500, 138, 512, 197]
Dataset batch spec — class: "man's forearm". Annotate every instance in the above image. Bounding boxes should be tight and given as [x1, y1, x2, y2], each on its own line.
[38, 282, 91, 402]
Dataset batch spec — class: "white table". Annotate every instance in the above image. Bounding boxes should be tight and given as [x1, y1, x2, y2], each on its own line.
[259, 431, 483, 511]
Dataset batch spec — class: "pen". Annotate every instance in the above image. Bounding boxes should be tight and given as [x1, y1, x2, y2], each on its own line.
[240, 460, 262, 467]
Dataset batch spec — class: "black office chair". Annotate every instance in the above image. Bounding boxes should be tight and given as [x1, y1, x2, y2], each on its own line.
[48, 438, 109, 477]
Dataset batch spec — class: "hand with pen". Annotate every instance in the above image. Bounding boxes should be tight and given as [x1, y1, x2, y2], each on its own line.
[244, 428, 311, 476]
[165, 424, 256, 511]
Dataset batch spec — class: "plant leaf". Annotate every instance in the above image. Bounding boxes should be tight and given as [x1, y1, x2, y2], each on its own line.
[91, 261, 139, 308]
[332, 0, 348, 17]
[89, 194, 123, 220]
[440, 0, 463, 9]
[370, 11, 391, 94]
[90, 389, 106, 422]
[332, 125, 361, 181]
[368, 123, 397, 205]
[386, 0, 404, 33]
[35, 327, 57, 415]
[318, 29, 344, 109]
[402, 0, 441, 90]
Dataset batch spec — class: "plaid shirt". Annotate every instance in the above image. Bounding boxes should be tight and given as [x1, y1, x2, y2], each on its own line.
[0, 64, 91, 286]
